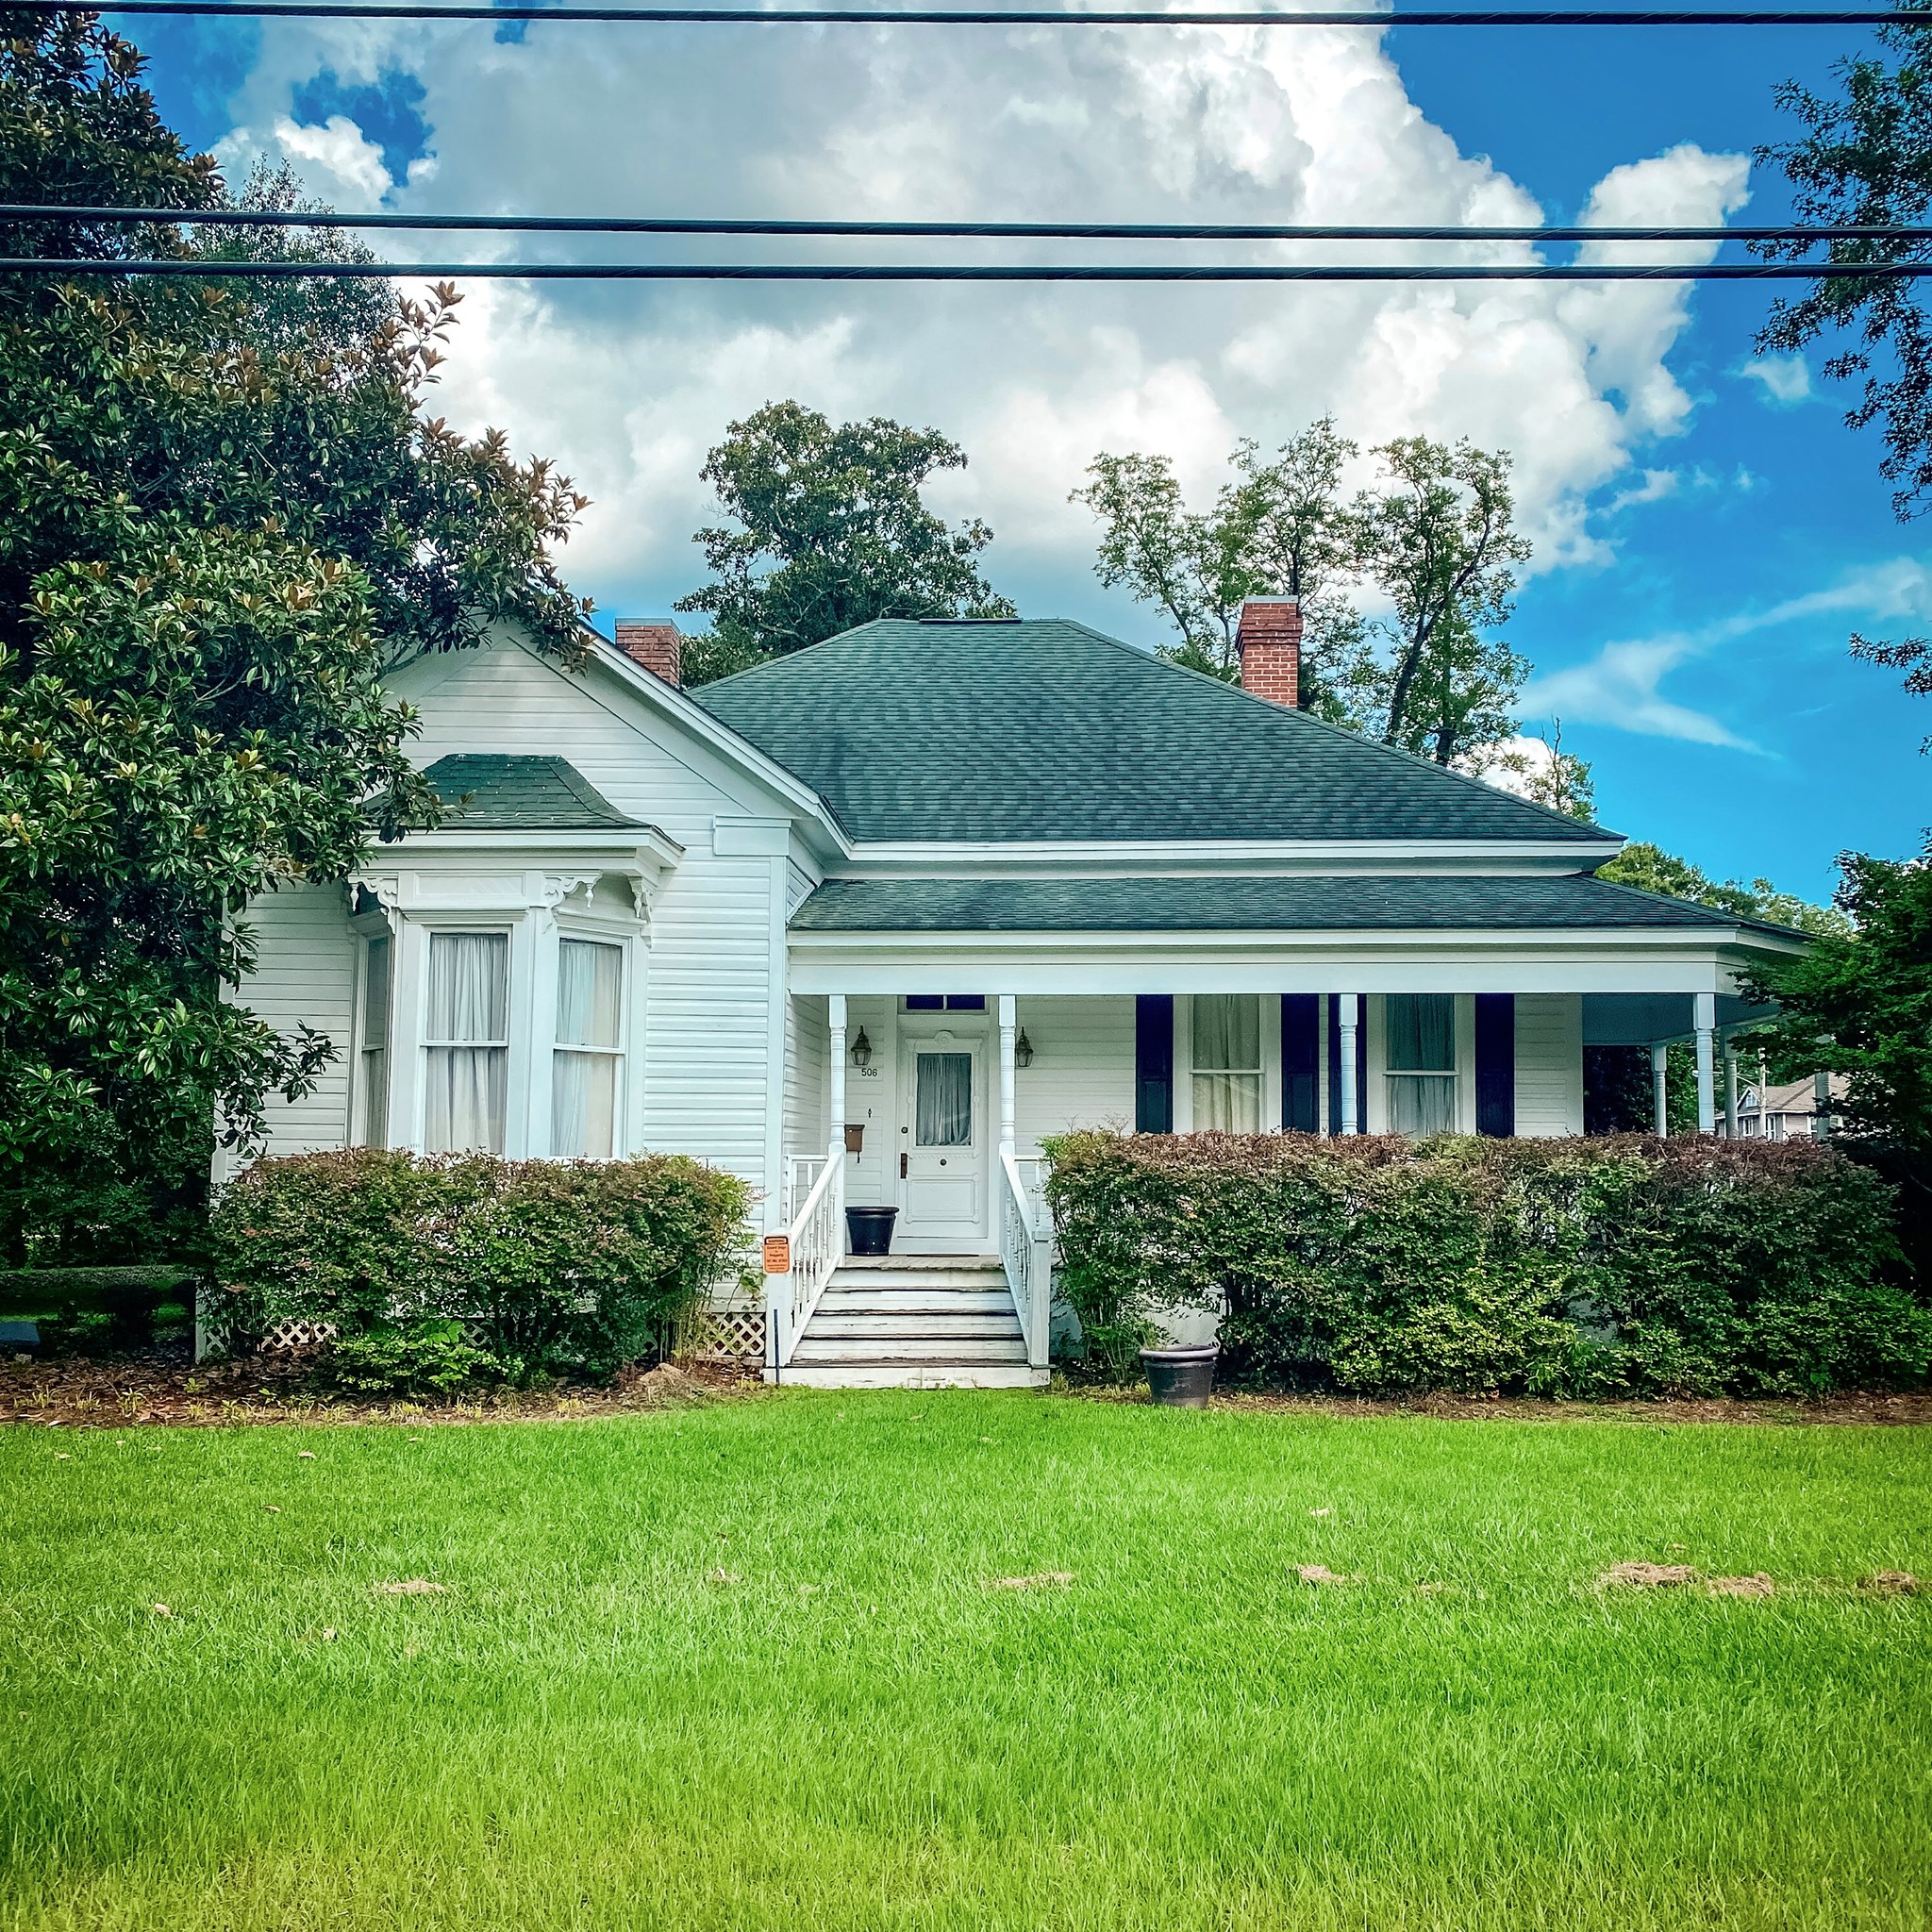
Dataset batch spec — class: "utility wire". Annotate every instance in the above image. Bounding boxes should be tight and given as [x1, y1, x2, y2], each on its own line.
[5, 205, 1931, 241]
[9, 2, 1927, 25]
[2, 258, 1924, 277]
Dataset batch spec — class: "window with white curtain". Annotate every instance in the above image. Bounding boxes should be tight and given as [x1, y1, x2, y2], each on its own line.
[552, 938, 624, 1158]
[1386, 993, 1457, 1137]
[357, 933, 392, 1148]
[1191, 994, 1261, 1132]
[914, 1051, 974, 1147]
[424, 931, 509, 1153]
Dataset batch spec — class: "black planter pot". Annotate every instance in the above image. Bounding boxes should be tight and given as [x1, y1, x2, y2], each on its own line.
[845, 1205, 899, 1257]
[1141, 1342, 1219, 1409]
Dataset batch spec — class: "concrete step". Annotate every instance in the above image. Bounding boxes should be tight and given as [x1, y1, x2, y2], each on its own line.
[809, 1312, 1022, 1341]
[777, 1362, 1050, 1391]
[790, 1334, 1029, 1365]
[816, 1290, 1016, 1315]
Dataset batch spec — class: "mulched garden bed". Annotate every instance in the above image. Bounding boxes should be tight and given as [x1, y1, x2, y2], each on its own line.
[6, 1347, 1929, 1426]
[0, 1349, 754, 1428]
[1073, 1383, 1932, 1425]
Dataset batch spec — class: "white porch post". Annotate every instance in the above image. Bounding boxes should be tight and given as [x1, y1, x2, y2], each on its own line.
[1723, 1035, 1740, 1139]
[1813, 1070, 1833, 1140]
[1339, 994, 1360, 1136]
[997, 994, 1017, 1158]
[828, 991, 848, 1166]
[1693, 992, 1716, 1135]
[1651, 1043, 1669, 1138]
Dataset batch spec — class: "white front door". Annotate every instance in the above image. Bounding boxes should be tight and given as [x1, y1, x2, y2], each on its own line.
[897, 1034, 987, 1248]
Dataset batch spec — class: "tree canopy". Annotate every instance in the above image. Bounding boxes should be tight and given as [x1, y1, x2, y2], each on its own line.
[1745, 843, 1932, 1160]
[676, 400, 1014, 679]
[1757, 14, 1932, 733]
[1597, 841, 1853, 939]
[0, 11, 588, 1260]
[1071, 425, 1530, 767]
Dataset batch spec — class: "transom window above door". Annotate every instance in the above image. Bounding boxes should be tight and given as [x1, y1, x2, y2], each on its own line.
[904, 995, 986, 1012]
[1191, 994, 1261, 1133]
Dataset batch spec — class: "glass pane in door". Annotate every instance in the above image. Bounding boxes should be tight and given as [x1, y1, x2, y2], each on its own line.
[914, 1053, 973, 1147]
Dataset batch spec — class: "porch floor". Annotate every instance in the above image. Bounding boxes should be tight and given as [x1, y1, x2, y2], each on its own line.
[778, 1255, 1048, 1391]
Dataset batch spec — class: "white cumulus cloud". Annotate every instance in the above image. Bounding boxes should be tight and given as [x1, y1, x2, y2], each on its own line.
[208, 18, 1756, 620]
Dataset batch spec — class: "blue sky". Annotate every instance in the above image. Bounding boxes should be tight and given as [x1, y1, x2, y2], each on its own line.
[132, 8, 1925, 900]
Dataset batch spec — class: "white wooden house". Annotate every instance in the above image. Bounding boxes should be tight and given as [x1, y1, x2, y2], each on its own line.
[226, 601, 1806, 1388]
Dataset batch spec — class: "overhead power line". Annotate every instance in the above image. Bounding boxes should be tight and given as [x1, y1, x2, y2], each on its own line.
[2, 258, 1924, 278]
[11, 2, 1927, 24]
[6, 205, 1932, 242]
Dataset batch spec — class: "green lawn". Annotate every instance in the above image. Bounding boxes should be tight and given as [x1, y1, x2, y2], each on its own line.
[3, 1394, 1929, 1932]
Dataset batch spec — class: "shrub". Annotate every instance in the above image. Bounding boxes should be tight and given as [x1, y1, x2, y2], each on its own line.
[205, 1148, 753, 1381]
[321, 1321, 516, 1398]
[1043, 1130, 1927, 1397]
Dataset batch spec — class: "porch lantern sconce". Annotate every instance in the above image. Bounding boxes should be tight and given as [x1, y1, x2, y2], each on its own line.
[850, 1025, 873, 1071]
[1015, 1028, 1035, 1070]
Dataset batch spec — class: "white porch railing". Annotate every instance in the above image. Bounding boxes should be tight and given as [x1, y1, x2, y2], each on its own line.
[784, 1154, 828, 1224]
[998, 1149, 1053, 1371]
[767, 1153, 842, 1373]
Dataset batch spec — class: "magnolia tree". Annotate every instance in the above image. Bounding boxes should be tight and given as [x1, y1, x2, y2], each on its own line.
[0, 15, 589, 1260]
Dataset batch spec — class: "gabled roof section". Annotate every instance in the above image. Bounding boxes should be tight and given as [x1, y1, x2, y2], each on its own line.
[424, 754, 643, 831]
[791, 874, 1789, 936]
[695, 618, 1615, 848]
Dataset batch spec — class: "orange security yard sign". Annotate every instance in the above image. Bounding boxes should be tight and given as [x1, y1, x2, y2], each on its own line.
[762, 1235, 791, 1274]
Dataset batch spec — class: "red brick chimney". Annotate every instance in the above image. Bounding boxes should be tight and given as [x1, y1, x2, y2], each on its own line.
[1236, 598, 1301, 708]
[613, 618, 683, 688]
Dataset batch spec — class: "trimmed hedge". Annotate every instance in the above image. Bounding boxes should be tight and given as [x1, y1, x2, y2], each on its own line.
[206, 1148, 753, 1380]
[1043, 1131, 1928, 1397]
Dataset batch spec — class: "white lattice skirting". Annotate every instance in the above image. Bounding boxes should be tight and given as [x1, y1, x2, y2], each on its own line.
[676, 1307, 766, 1364]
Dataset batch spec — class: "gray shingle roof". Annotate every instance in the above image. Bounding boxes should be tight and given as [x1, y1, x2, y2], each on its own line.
[695, 618, 1613, 846]
[791, 874, 1784, 935]
[424, 755, 642, 831]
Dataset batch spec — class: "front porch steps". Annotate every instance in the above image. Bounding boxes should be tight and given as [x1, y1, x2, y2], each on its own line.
[779, 1255, 1049, 1391]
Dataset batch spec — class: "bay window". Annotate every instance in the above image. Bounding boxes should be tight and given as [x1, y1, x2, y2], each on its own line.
[1385, 993, 1457, 1137]
[552, 937, 625, 1158]
[1191, 993, 1262, 1132]
[423, 931, 510, 1154]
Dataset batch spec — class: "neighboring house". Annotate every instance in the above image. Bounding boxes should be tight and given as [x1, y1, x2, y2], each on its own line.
[225, 601, 1806, 1387]
[1733, 1072, 1844, 1141]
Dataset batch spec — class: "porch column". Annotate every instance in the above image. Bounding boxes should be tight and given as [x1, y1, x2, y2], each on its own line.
[1723, 1035, 1740, 1139]
[1651, 1043, 1669, 1137]
[828, 993, 847, 1164]
[997, 994, 1017, 1158]
[1339, 994, 1360, 1136]
[1693, 992, 1717, 1135]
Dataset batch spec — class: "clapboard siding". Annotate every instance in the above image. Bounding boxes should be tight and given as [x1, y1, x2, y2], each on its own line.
[236, 883, 357, 1159]
[783, 994, 829, 1160]
[1515, 993, 1584, 1138]
[1012, 996, 1137, 1156]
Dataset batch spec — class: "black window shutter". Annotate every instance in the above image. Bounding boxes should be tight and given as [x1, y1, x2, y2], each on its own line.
[1325, 997, 1369, 1134]
[1281, 994, 1320, 1133]
[1135, 995, 1174, 1134]
[1475, 993, 1516, 1138]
